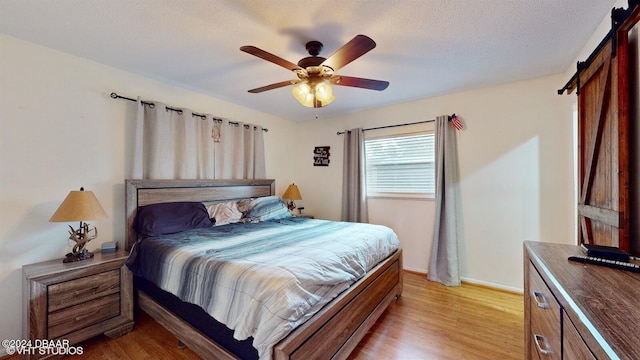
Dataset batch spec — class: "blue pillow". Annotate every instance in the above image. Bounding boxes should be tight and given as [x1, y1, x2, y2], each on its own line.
[135, 201, 213, 237]
[244, 196, 292, 222]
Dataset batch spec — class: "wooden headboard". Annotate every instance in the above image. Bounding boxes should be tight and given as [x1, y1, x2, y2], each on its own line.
[125, 179, 275, 250]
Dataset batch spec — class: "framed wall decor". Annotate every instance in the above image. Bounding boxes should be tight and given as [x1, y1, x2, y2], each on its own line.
[313, 146, 330, 166]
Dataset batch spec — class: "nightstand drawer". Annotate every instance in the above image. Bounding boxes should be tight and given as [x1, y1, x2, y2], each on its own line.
[48, 270, 120, 312]
[48, 292, 120, 339]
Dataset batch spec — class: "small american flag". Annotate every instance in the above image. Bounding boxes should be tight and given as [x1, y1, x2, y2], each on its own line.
[449, 114, 463, 130]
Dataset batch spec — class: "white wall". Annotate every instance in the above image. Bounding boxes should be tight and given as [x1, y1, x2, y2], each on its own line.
[296, 74, 574, 291]
[0, 33, 296, 351]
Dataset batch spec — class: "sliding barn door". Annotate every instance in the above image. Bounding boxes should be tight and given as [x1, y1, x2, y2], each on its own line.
[576, 24, 631, 250]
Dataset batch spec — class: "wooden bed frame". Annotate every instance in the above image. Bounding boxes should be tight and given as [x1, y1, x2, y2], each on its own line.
[125, 179, 403, 360]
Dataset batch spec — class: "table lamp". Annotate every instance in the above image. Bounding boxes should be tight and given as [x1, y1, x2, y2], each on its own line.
[282, 184, 302, 212]
[49, 187, 108, 263]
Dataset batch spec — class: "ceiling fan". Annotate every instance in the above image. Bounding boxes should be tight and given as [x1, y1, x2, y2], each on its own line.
[240, 35, 389, 108]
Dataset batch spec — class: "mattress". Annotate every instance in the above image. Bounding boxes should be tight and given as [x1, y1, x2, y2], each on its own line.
[135, 275, 258, 359]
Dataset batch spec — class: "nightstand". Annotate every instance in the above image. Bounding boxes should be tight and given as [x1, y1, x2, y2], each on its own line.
[297, 214, 315, 219]
[23, 250, 134, 359]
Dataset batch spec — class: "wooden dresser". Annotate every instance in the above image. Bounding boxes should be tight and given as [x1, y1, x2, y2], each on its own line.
[23, 251, 134, 359]
[524, 241, 640, 359]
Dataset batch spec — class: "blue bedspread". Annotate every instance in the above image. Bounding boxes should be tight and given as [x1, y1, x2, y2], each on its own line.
[127, 217, 400, 360]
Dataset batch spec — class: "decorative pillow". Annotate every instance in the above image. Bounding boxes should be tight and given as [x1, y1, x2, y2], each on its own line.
[236, 199, 251, 214]
[204, 201, 243, 226]
[135, 201, 212, 237]
[244, 196, 292, 222]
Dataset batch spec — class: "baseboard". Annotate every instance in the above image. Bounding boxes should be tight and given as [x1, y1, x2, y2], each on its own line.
[402, 269, 524, 295]
[402, 266, 427, 274]
[460, 276, 523, 294]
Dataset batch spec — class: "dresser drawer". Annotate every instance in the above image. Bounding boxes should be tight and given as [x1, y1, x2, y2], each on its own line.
[563, 311, 596, 360]
[528, 262, 561, 360]
[48, 269, 120, 312]
[48, 292, 120, 339]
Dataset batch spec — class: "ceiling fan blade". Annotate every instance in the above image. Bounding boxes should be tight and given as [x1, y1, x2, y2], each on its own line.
[247, 80, 300, 93]
[321, 35, 377, 72]
[331, 75, 389, 91]
[240, 45, 301, 72]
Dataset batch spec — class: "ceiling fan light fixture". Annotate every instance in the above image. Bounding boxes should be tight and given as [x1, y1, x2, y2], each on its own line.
[292, 82, 313, 107]
[292, 79, 335, 108]
[315, 80, 335, 103]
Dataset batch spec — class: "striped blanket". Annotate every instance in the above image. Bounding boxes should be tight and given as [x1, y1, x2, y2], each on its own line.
[126, 217, 400, 360]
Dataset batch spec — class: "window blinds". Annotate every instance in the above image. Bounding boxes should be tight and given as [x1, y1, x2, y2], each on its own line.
[364, 132, 435, 195]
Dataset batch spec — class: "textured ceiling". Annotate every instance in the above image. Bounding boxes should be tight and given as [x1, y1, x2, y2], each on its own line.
[0, 0, 617, 121]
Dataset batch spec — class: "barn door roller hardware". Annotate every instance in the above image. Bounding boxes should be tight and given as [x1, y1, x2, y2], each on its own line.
[558, 0, 639, 95]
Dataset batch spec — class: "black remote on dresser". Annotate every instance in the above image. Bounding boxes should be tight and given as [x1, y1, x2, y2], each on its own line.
[568, 255, 640, 273]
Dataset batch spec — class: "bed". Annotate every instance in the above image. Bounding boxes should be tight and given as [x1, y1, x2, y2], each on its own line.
[124, 179, 403, 360]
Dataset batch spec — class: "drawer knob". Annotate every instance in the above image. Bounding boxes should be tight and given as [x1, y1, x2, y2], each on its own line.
[533, 334, 553, 356]
[532, 291, 549, 309]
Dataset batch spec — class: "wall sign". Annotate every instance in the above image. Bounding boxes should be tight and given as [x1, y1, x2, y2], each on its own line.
[313, 146, 330, 166]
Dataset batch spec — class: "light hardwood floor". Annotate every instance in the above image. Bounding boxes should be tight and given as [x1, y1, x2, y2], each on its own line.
[7, 272, 524, 359]
[349, 272, 524, 360]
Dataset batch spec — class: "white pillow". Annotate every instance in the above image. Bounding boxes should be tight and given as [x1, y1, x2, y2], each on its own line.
[204, 201, 243, 226]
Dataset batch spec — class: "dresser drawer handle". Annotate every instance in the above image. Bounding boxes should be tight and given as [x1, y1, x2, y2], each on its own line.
[533, 334, 552, 356]
[532, 291, 549, 309]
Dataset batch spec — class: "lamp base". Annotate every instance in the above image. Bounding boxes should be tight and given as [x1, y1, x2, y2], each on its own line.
[63, 249, 94, 263]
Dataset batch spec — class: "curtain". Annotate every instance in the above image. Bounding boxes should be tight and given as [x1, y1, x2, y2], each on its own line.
[428, 115, 463, 286]
[213, 119, 265, 179]
[131, 100, 265, 180]
[341, 128, 368, 222]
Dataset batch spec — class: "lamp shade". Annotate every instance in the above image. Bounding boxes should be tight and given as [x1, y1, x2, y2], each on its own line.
[49, 188, 108, 222]
[282, 184, 302, 200]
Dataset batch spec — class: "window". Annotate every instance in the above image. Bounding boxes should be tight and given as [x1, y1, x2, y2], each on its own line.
[364, 132, 435, 198]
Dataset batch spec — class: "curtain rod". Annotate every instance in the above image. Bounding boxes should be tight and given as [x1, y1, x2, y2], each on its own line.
[110, 92, 268, 132]
[336, 116, 454, 135]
